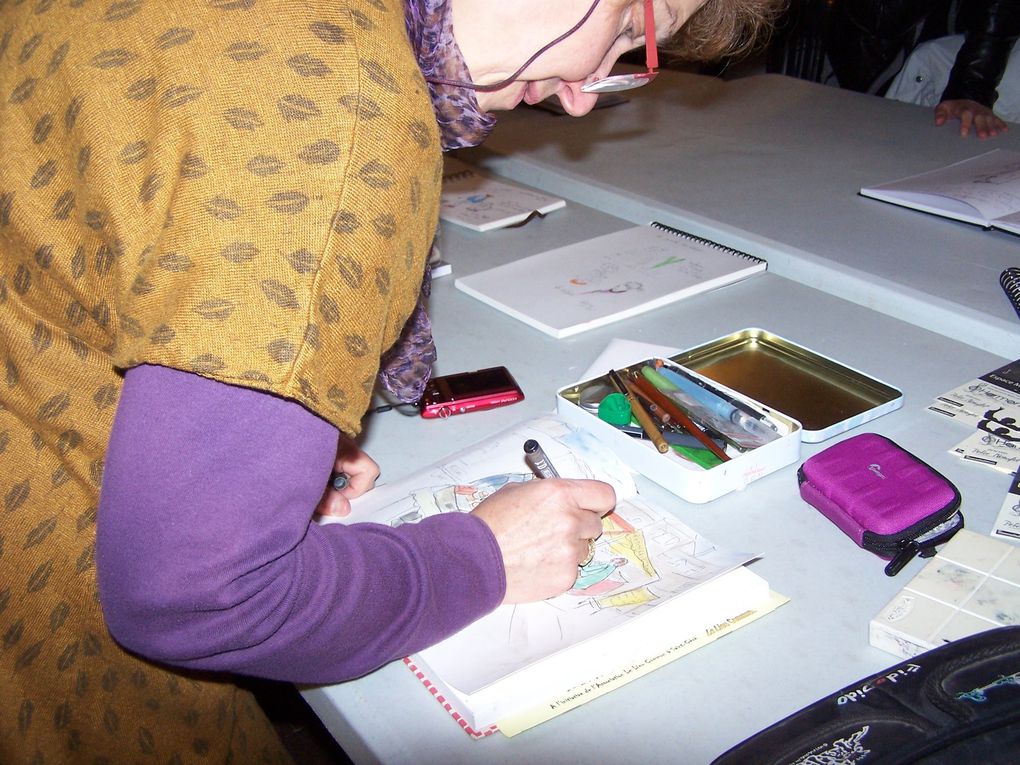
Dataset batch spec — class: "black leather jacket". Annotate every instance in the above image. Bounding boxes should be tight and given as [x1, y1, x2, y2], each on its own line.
[942, 0, 1020, 107]
[827, 0, 1020, 105]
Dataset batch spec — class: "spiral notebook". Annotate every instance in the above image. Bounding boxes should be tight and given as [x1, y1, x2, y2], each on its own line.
[454, 222, 767, 338]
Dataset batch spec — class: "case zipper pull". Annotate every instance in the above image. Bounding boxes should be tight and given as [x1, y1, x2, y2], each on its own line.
[885, 540, 920, 577]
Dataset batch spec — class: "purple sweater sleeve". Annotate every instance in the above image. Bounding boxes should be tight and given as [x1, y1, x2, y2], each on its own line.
[96, 364, 505, 683]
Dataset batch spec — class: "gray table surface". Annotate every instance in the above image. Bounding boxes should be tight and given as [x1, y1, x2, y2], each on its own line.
[303, 197, 1014, 764]
[458, 71, 1020, 358]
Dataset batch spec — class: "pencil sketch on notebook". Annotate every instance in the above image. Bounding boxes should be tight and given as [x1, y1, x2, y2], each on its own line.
[454, 224, 766, 338]
[556, 240, 703, 310]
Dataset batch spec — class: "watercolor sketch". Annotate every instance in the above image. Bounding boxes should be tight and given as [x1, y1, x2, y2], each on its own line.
[326, 415, 754, 694]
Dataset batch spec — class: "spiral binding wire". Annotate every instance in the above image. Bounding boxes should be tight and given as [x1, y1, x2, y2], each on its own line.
[649, 221, 766, 265]
[1000, 268, 1020, 320]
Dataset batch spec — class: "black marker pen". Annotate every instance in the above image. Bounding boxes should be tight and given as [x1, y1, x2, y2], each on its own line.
[523, 439, 560, 479]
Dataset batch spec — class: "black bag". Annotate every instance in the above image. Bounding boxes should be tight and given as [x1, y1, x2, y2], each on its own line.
[712, 626, 1020, 765]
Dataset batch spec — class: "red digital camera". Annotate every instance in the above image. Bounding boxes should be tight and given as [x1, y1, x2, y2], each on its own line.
[418, 366, 525, 419]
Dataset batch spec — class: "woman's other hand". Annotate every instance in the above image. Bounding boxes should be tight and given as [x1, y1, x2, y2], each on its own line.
[471, 478, 616, 604]
[935, 99, 1009, 138]
[315, 435, 381, 518]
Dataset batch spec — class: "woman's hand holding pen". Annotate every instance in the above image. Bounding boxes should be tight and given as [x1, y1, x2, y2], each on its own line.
[471, 479, 616, 604]
[315, 434, 381, 518]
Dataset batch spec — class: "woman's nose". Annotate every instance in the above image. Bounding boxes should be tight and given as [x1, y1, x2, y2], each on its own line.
[553, 79, 602, 116]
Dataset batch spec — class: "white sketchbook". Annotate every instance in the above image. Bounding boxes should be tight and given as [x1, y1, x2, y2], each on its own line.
[454, 223, 767, 338]
[321, 415, 782, 738]
[440, 159, 566, 232]
[859, 149, 1020, 235]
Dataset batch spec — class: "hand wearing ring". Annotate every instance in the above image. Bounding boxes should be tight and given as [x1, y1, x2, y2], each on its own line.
[579, 538, 596, 567]
[471, 441, 615, 604]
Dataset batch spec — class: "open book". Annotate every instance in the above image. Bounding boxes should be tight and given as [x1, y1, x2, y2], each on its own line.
[454, 223, 767, 338]
[859, 149, 1020, 235]
[325, 416, 784, 738]
[440, 159, 566, 232]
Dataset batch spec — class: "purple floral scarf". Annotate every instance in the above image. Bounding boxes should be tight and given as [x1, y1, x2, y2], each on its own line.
[377, 0, 495, 403]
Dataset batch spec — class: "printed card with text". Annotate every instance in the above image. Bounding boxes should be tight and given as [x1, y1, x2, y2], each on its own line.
[994, 471, 1020, 542]
[930, 359, 1020, 460]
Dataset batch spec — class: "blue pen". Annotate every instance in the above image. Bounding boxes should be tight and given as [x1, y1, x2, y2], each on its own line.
[654, 366, 779, 443]
[659, 361, 775, 427]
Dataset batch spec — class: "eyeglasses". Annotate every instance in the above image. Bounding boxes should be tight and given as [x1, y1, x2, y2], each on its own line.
[427, 0, 660, 96]
[581, 0, 659, 93]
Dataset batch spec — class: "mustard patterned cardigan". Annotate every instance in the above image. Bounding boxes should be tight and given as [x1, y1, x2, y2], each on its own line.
[0, 0, 440, 761]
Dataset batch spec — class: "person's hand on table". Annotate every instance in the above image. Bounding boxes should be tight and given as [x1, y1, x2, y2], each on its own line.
[935, 99, 1009, 138]
[472, 478, 616, 604]
[315, 434, 381, 518]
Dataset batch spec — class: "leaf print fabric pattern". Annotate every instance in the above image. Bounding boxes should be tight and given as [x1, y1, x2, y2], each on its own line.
[0, 0, 441, 762]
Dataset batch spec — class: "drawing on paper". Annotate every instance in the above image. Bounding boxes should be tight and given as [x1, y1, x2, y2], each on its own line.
[382, 473, 533, 526]
[973, 161, 1020, 186]
[331, 415, 756, 690]
[555, 247, 697, 303]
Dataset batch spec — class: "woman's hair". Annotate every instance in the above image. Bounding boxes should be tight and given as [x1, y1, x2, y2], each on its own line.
[665, 0, 787, 62]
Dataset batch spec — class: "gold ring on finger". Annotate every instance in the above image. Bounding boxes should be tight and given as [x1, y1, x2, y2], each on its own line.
[579, 538, 596, 567]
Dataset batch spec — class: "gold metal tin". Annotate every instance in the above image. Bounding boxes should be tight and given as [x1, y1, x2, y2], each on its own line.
[555, 347, 802, 502]
[671, 328, 903, 442]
